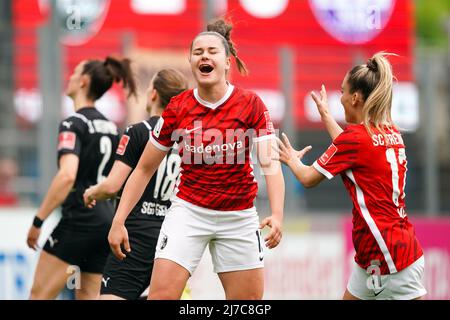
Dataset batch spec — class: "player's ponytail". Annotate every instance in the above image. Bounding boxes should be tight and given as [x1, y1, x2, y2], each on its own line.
[206, 19, 248, 76]
[82, 56, 137, 101]
[346, 52, 396, 138]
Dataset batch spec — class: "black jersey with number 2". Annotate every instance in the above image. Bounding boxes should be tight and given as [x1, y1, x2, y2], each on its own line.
[115, 116, 181, 221]
[57, 107, 119, 227]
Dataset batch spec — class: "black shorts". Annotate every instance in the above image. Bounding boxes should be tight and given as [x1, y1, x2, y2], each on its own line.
[100, 218, 163, 300]
[43, 218, 111, 274]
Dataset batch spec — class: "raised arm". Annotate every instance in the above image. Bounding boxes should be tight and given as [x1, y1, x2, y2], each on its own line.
[256, 137, 284, 249]
[27, 154, 79, 250]
[311, 85, 343, 140]
[108, 141, 168, 259]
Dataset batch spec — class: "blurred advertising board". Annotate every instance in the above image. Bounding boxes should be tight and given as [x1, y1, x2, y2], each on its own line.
[13, 0, 417, 130]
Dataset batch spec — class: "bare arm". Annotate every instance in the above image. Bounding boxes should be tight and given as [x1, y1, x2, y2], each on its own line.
[311, 85, 343, 140]
[256, 137, 284, 249]
[277, 133, 325, 188]
[27, 154, 79, 250]
[36, 154, 78, 220]
[83, 161, 132, 207]
[108, 141, 168, 259]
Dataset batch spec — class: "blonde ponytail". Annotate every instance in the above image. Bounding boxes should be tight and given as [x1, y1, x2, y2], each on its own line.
[347, 52, 397, 140]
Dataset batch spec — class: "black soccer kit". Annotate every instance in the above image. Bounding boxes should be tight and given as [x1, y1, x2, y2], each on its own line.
[100, 116, 181, 299]
[44, 107, 119, 273]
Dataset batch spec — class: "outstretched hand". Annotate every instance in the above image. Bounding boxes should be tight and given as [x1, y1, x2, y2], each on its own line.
[275, 133, 312, 167]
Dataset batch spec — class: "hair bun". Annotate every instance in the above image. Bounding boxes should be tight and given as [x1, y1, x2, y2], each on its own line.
[207, 19, 232, 41]
[366, 58, 378, 72]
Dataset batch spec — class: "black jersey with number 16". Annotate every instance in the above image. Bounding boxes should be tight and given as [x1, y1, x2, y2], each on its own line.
[57, 107, 119, 227]
[115, 116, 181, 221]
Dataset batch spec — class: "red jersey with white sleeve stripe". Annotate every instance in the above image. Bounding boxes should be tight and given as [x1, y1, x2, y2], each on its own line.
[150, 84, 275, 211]
[313, 124, 423, 275]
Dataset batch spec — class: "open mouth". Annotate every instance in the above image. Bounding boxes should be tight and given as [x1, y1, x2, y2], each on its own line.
[199, 64, 214, 74]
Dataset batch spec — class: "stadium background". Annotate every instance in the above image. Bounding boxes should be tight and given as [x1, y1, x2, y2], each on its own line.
[0, 0, 449, 299]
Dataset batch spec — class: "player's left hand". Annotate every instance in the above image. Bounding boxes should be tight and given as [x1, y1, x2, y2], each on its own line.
[83, 186, 97, 208]
[259, 216, 282, 249]
[26, 225, 41, 251]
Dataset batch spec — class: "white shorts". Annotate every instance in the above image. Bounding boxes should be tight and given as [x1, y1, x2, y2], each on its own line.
[155, 197, 264, 275]
[347, 255, 427, 300]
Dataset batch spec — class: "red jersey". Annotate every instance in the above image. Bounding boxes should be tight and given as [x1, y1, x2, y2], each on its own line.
[313, 124, 423, 274]
[150, 84, 275, 211]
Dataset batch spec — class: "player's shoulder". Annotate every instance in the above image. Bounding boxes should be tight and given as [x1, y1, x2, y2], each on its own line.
[59, 113, 89, 132]
[232, 86, 259, 101]
[333, 124, 367, 146]
[341, 124, 367, 138]
[123, 119, 152, 137]
[169, 89, 194, 108]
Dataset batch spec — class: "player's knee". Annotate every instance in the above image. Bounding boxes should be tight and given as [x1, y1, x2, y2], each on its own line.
[226, 290, 263, 300]
[148, 288, 181, 300]
[29, 285, 41, 300]
[76, 288, 99, 300]
[249, 291, 263, 300]
[29, 282, 50, 300]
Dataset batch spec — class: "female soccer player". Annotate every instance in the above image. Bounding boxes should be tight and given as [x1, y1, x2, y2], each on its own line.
[277, 52, 426, 300]
[26, 56, 137, 300]
[108, 19, 285, 300]
[83, 68, 188, 300]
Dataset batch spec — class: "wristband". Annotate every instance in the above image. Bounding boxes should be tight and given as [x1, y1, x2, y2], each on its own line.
[33, 216, 44, 228]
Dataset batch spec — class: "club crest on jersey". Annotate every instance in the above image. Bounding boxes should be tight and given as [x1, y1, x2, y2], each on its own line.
[153, 117, 164, 138]
[116, 135, 130, 156]
[58, 132, 76, 150]
[159, 234, 168, 250]
[319, 144, 338, 165]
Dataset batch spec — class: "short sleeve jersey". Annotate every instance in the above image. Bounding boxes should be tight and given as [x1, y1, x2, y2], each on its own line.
[115, 116, 181, 220]
[313, 124, 423, 274]
[149, 84, 275, 211]
[57, 107, 119, 226]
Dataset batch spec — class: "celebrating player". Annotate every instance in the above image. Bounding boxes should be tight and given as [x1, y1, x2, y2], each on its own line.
[26, 56, 137, 299]
[83, 68, 188, 300]
[277, 52, 426, 300]
[108, 18, 285, 300]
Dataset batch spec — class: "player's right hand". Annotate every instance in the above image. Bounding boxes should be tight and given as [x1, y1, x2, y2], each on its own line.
[26, 225, 41, 251]
[311, 84, 330, 119]
[108, 221, 131, 260]
[276, 133, 312, 167]
[83, 186, 97, 208]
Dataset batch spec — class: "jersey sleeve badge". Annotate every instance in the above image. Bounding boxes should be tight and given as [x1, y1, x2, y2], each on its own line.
[153, 117, 164, 138]
[116, 135, 130, 156]
[318, 143, 338, 166]
[58, 132, 76, 150]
